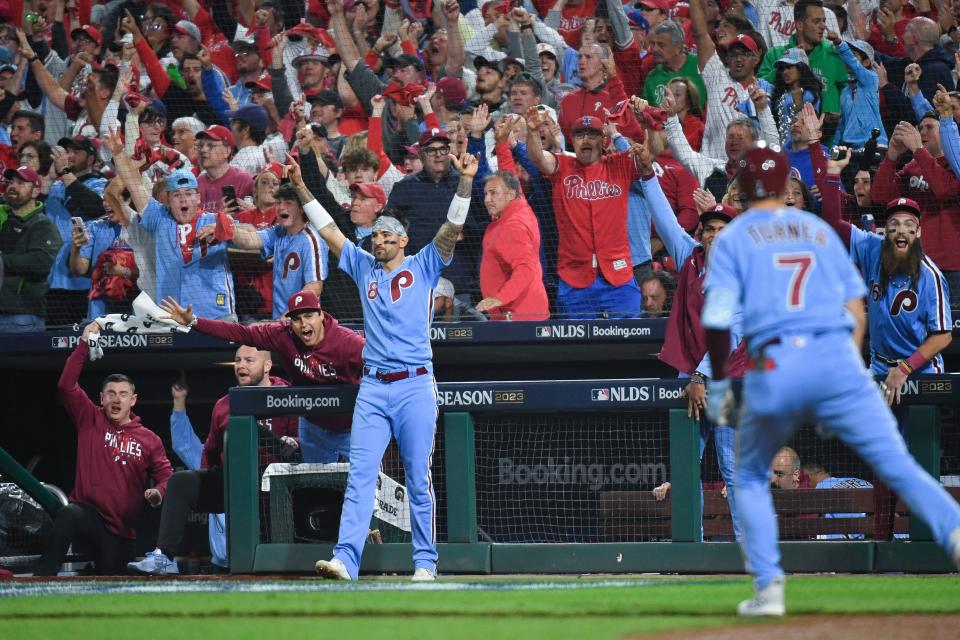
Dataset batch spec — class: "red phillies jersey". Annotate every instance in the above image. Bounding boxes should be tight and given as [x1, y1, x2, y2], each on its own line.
[546, 152, 639, 288]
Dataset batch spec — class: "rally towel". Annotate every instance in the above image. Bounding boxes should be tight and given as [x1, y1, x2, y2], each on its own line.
[88, 292, 190, 361]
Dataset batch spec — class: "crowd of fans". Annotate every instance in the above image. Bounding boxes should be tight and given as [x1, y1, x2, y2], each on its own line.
[1, 0, 960, 330]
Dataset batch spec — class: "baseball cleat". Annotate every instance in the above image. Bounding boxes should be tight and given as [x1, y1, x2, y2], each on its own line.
[950, 527, 960, 570]
[127, 549, 179, 575]
[314, 558, 351, 580]
[411, 567, 436, 582]
[737, 576, 785, 617]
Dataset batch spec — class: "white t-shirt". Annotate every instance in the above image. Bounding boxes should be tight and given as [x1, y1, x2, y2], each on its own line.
[122, 213, 157, 301]
[756, 0, 842, 49]
[701, 53, 754, 162]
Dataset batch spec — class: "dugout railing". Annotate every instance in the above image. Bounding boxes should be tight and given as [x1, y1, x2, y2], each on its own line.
[225, 376, 960, 576]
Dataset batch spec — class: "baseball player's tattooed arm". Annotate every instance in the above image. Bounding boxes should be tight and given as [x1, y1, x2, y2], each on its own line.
[284, 153, 350, 258]
[435, 153, 479, 261]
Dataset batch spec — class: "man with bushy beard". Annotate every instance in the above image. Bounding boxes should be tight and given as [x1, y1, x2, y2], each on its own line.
[824, 150, 951, 399]
[823, 149, 952, 541]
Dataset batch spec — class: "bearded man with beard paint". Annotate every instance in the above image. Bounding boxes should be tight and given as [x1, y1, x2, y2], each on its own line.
[823, 147, 952, 541]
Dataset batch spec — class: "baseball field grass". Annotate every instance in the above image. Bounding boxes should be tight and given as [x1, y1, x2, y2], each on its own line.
[1, 575, 958, 639]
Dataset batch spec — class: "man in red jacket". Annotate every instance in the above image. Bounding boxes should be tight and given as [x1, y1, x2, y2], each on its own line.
[161, 290, 364, 464]
[476, 171, 549, 321]
[526, 108, 641, 318]
[36, 322, 174, 576]
[128, 345, 298, 575]
[558, 43, 643, 144]
[872, 115, 960, 297]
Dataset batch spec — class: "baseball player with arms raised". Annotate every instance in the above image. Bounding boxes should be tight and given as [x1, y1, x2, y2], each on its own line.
[289, 146, 478, 582]
[159, 291, 364, 463]
[702, 144, 960, 617]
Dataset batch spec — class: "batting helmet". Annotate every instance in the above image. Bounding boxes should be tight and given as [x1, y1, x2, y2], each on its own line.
[736, 144, 790, 202]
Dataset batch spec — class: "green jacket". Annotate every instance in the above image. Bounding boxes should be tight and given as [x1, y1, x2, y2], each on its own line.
[758, 36, 848, 115]
[0, 201, 63, 318]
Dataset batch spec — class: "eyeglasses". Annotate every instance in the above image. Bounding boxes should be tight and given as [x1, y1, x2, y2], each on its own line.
[422, 145, 451, 156]
[572, 130, 602, 139]
[727, 49, 756, 60]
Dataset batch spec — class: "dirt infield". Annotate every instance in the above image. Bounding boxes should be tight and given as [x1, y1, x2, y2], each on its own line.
[643, 614, 960, 639]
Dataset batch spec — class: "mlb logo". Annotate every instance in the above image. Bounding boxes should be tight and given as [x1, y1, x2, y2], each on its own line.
[591, 388, 610, 401]
[536, 326, 552, 338]
[52, 337, 69, 348]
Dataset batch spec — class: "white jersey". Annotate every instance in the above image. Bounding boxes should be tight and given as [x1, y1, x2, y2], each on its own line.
[756, 0, 841, 49]
[701, 53, 754, 162]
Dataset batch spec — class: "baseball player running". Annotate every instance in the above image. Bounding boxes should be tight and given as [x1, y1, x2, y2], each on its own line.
[702, 144, 960, 616]
[285, 149, 478, 582]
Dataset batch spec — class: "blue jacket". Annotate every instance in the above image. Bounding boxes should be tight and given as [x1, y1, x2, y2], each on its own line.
[835, 42, 888, 147]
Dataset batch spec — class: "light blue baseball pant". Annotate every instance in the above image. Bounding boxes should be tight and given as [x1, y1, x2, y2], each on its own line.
[700, 420, 740, 541]
[332, 370, 439, 580]
[733, 331, 960, 590]
[299, 417, 352, 463]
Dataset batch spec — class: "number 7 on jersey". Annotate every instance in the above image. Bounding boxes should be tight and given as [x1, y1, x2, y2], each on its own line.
[774, 252, 815, 310]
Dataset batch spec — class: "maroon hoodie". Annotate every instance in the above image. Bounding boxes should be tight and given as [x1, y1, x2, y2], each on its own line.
[201, 375, 300, 469]
[659, 245, 747, 378]
[58, 342, 174, 539]
[194, 313, 365, 431]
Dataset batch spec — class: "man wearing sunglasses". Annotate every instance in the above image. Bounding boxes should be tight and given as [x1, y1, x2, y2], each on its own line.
[385, 129, 483, 309]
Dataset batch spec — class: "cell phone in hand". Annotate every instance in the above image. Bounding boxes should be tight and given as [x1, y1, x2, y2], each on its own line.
[221, 186, 238, 210]
[72, 217, 90, 242]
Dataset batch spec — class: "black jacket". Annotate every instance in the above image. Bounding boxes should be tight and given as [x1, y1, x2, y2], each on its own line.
[0, 202, 62, 318]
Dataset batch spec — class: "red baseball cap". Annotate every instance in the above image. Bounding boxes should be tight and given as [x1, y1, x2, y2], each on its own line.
[729, 34, 760, 54]
[736, 144, 790, 201]
[418, 127, 451, 148]
[196, 124, 235, 148]
[572, 115, 604, 133]
[637, 0, 672, 13]
[403, 144, 420, 157]
[3, 166, 42, 190]
[700, 203, 739, 224]
[885, 197, 921, 221]
[71, 25, 103, 47]
[245, 74, 272, 92]
[436, 76, 467, 108]
[350, 182, 387, 205]
[286, 290, 322, 316]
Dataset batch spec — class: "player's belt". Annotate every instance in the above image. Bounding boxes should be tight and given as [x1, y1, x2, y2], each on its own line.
[364, 366, 429, 383]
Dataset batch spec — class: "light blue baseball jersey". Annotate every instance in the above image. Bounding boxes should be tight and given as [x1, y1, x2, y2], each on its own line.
[79, 218, 128, 266]
[704, 207, 866, 349]
[141, 198, 235, 319]
[339, 239, 450, 370]
[257, 225, 329, 319]
[47, 175, 108, 290]
[849, 227, 951, 375]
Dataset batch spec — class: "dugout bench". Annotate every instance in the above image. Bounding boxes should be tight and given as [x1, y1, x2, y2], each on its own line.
[224, 376, 960, 575]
